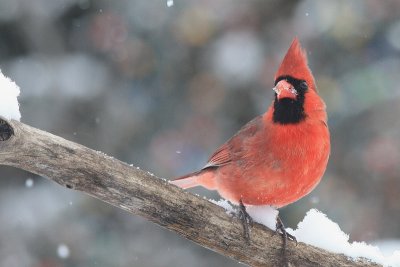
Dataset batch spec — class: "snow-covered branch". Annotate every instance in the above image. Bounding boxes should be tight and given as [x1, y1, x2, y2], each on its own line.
[0, 118, 380, 267]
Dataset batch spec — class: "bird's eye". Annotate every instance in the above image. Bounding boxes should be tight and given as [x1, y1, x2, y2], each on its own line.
[299, 81, 308, 90]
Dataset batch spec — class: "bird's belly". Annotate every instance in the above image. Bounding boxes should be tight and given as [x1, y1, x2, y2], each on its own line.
[215, 149, 328, 207]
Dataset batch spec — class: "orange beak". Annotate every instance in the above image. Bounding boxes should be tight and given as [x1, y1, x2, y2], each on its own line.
[273, 80, 297, 100]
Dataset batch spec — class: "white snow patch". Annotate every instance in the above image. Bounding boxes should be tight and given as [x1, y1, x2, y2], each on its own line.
[208, 199, 278, 230]
[374, 239, 400, 257]
[0, 69, 21, 121]
[208, 200, 400, 266]
[286, 209, 400, 266]
[166, 0, 174, 7]
[57, 244, 70, 259]
[287, 209, 350, 253]
[246, 205, 279, 231]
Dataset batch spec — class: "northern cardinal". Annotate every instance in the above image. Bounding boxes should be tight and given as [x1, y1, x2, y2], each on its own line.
[171, 38, 330, 242]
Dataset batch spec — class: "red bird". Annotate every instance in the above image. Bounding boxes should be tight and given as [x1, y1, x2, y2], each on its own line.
[171, 38, 330, 240]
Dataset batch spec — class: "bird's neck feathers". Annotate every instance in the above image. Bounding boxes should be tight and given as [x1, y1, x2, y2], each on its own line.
[270, 38, 326, 125]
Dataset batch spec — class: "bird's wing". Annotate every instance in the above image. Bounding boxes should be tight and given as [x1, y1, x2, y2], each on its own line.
[202, 115, 263, 169]
[203, 143, 231, 168]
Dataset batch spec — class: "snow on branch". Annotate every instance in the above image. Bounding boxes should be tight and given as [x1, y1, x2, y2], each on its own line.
[0, 70, 21, 121]
[0, 118, 381, 267]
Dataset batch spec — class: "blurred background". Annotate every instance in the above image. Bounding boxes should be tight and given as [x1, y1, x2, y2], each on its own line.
[1, 0, 400, 266]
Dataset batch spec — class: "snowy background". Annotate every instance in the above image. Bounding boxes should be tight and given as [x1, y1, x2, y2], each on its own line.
[1, 0, 400, 266]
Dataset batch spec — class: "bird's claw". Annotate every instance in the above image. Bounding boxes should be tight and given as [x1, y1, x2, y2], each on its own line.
[275, 216, 297, 243]
[275, 215, 296, 267]
[275, 227, 297, 245]
[286, 232, 297, 244]
[238, 199, 253, 243]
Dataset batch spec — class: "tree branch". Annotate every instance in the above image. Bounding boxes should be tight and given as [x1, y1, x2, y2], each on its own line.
[0, 118, 380, 267]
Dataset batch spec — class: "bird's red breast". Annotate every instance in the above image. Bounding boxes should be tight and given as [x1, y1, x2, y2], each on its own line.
[171, 38, 330, 208]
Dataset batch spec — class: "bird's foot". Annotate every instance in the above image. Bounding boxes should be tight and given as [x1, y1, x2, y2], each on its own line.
[275, 216, 297, 244]
[236, 199, 253, 244]
[275, 215, 296, 267]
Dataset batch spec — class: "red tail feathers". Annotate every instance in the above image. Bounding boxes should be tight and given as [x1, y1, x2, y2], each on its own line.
[171, 169, 217, 190]
[170, 171, 200, 189]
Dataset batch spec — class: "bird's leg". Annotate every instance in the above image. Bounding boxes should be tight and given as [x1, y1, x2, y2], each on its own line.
[276, 215, 297, 266]
[276, 215, 297, 245]
[238, 199, 253, 243]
